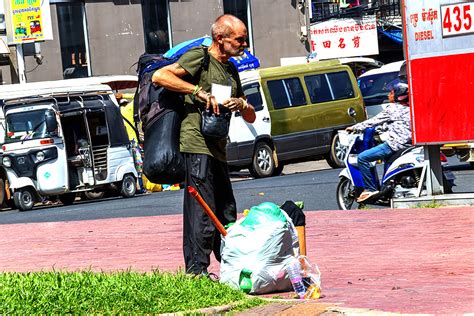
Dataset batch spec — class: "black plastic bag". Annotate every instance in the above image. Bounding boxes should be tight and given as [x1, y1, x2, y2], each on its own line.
[280, 200, 306, 227]
[201, 107, 231, 139]
[143, 111, 185, 184]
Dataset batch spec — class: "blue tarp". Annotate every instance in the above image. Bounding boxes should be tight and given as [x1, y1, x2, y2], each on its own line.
[164, 36, 260, 72]
[379, 28, 403, 45]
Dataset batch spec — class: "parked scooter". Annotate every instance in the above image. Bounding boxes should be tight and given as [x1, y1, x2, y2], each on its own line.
[336, 128, 455, 210]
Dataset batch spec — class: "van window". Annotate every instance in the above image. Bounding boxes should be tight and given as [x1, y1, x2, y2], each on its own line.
[304, 74, 332, 103]
[243, 82, 263, 112]
[267, 78, 306, 109]
[327, 71, 354, 100]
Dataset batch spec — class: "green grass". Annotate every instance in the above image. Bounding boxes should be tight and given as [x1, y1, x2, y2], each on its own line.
[0, 270, 265, 314]
[412, 200, 445, 208]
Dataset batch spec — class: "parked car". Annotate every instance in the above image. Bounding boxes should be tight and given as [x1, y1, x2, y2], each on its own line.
[357, 60, 405, 118]
[226, 59, 366, 177]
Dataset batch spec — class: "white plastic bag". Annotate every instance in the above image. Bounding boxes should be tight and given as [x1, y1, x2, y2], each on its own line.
[220, 202, 300, 294]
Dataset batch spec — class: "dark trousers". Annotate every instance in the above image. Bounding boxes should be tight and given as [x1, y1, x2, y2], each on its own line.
[183, 153, 236, 275]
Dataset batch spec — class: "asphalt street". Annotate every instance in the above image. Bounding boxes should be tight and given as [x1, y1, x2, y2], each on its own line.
[0, 158, 472, 225]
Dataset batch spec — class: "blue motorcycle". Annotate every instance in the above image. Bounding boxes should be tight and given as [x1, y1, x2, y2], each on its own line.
[336, 128, 455, 210]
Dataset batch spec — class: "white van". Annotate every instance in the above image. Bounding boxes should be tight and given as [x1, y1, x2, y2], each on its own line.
[357, 60, 405, 118]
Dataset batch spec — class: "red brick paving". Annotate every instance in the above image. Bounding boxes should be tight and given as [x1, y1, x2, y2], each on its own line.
[0, 207, 473, 314]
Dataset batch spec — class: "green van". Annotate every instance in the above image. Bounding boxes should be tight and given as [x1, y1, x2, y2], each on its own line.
[227, 59, 367, 177]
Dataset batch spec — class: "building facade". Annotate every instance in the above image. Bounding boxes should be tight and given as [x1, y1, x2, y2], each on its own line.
[0, 0, 310, 84]
[0, 0, 402, 85]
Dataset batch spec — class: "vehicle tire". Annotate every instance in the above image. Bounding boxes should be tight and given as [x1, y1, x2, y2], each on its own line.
[82, 191, 105, 200]
[13, 189, 35, 211]
[120, 174, 137, 198]
[326, 133, 346, 169]
[0, 178, 5, 206]
[336, 177, 359, 210]
[59, 193, 76, 206]
[250, 143, 275, 178]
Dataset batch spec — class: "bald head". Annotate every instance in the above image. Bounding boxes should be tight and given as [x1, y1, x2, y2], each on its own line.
[211, 14, 246, 40]
[208, 14, 248, 61]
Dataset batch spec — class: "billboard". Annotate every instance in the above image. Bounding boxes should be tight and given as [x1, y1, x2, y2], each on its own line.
[4, 0, 53, 44]
[404, 0, 474, 144]
[309, 15, 379, 60]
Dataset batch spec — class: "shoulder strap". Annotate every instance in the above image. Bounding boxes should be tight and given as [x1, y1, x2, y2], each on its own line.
[201, 47, 210, 70]
[133, 87, 140, 124]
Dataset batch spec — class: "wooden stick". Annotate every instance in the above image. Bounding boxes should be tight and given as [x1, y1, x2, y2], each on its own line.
[187, 186, 227, 236]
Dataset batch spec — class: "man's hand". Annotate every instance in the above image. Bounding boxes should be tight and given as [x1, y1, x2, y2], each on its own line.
[196, 90, 219, 114]
[345, 126, 355, 133]
[222, 97, 248, 112]
[223, 97, 256, 123]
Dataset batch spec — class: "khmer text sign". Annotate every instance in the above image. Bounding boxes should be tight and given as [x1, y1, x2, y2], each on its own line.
[309, 16, 378, 60]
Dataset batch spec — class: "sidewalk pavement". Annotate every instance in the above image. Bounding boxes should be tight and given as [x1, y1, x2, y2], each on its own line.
[0, 206, 473, 314]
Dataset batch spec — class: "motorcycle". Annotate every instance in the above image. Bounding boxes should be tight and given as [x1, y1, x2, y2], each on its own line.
[336, 128, 455, 210]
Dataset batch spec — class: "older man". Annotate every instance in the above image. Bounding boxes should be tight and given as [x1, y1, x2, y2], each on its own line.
[153, 15, 256, 276]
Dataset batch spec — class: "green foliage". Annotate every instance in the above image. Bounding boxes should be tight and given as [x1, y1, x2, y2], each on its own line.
[413, 200, 444, 208]
[0, 270, 265, 314]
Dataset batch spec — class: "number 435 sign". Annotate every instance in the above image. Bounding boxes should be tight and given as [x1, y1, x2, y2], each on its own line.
[442, 2, 474, 37]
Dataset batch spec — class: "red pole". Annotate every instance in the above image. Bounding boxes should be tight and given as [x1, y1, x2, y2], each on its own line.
[187, 186, 227, 236]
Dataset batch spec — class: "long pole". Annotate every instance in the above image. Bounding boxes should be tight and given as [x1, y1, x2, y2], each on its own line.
[16, 44, 26, 84]
[187, 186, 227, 236]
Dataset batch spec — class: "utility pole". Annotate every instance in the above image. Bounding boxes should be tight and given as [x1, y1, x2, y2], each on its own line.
[15, 43, 26, 83]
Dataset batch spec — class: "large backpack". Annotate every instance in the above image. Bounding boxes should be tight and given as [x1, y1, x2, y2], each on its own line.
[133, 48, 209, 184]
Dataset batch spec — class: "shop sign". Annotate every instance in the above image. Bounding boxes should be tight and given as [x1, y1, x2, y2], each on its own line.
[309, 15, 379, 60]
[4, 0, 53, 44]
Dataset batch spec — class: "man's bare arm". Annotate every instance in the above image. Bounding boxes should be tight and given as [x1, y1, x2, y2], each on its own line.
[152, 63, 195, 94]
[152, 63, 218, 112]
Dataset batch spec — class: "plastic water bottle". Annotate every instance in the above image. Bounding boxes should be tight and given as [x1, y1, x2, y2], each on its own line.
[286, 258, 306, 299]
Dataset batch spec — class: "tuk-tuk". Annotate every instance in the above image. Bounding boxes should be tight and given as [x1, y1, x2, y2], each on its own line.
[0, 77, 139, 211]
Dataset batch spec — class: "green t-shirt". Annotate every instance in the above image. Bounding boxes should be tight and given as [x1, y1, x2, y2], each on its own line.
[178, 47, 243, 161]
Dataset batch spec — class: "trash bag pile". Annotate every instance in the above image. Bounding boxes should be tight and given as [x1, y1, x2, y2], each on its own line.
[220, 202, 299, 294]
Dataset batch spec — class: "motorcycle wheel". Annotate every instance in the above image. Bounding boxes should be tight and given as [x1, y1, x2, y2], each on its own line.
[336, 177, 359, 210]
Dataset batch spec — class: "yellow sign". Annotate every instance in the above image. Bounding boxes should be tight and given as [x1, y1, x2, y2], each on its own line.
[7, 0, 44, 43]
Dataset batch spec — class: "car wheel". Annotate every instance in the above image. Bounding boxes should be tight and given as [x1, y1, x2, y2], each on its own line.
[336, 178, 359, 210]
[120, 174, 137, 198]
[326, 133, 346, 168]
[59, 193, 76, 206]
[13, 189, 36, 211]
[82, 191, 105, 200]
[250, 143, 275, 178]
